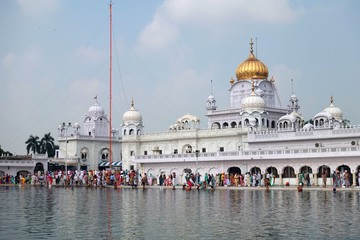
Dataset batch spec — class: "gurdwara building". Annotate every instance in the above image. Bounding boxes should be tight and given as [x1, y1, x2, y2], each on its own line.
[58, 40, 360, 186]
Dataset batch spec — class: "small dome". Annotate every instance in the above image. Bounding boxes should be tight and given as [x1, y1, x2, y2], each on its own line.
[241, 92, 266, 111]
[87, 97, 105, 117]
[279, 111, 303, 122]
[303, 123, 314, 130]
[123, 99, 142, 124]
[290, 94, 298, 101]
[241, 81, 266, 111]
[207, 94, 215, 102]
[323, 96, 343, 121]
[236, 39, 269, 81]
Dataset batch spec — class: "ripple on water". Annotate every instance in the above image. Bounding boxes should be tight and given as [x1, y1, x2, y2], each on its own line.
[0, 186, 359, 239]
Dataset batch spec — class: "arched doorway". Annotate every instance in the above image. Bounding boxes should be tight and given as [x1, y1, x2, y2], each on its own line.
[34, 162, 44, 173]
[266, 166, 279, 177]
[228, 166, 241, 175]
[17, 170, 30, 178]
[317, 165, 331, 178]
[283, 166, 295, 178]
[250, 167, 261, 174]
[300, 165, 313, 174]
[300, 165, 313, 186]
[356, 166, 360, 186]
[337, 165, 352, 186]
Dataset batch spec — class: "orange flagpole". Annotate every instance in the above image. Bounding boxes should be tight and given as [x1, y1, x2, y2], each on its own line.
[109, 1, 113, 168]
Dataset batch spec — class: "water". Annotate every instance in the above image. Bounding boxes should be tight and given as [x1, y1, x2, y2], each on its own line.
[0, 186, 359, 239]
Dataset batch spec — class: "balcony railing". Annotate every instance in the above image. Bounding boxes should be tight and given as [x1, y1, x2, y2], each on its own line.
[133, 146, 360, 163]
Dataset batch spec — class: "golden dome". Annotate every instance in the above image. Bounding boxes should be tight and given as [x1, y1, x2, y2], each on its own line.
[236, 39, 269, 81]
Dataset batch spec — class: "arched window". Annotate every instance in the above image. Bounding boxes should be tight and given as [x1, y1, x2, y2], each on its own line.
[211, 122, 220, 129]
[129, 129, 134, 135]
[271, 120, 276, 128]
[284, 122, 288, 128]
[245, 119, 249, 126]
[262, 118, 265, 126]
[223, 122, 229, 129]
[283, 166, 295, 178]
[137, 129, 141, 135]
[267, 119, 269, 128]
[123, 129, 127, 136]
[231, 122, 237, 128]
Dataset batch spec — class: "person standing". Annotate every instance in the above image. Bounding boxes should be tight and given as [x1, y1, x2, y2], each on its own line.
[172, 172, 176, 190]
[322, 170, 327, 188]
[159, 174, 164, 190]
[141, 173, 147, 190]
[344, 170, 350, 188]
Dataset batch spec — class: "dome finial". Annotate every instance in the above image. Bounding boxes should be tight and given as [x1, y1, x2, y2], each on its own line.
[131, 97, 134, 107]
[250, 38, 254, 54]
[251, 79, 255, 94]
[236, 39, 268, 81]
[330, 95, 334, 104]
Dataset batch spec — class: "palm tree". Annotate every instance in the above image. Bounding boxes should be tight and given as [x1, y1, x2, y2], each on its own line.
[25, 135, 40, 154]
[0, 146, 4, 157]
[40, 132, 55, 157]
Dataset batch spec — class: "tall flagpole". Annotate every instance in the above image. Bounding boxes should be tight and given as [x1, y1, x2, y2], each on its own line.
[109, 1, 113, 168]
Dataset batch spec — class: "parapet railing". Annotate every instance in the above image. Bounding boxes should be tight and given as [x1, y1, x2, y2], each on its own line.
[133, 145, 360, 163]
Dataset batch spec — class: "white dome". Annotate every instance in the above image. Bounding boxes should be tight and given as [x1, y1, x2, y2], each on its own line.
[207, 94, 215, 102]
[314, 96, 343, 121]
[303, 123, 314, 130]
[314, 110, 332, 119]
[241, 92, 266, 112]
[87, 98, 105, 117]
[290, 94, 298, 101]
[324, 103, 343, 121]
[123, 101, 142, 124]
[279, 111, 303, 122]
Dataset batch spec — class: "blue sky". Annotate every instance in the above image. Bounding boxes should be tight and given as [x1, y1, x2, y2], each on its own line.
[1, 0, 360, 154]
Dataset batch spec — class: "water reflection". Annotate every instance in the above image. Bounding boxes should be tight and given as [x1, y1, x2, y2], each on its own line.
[0, 187, 359, 239]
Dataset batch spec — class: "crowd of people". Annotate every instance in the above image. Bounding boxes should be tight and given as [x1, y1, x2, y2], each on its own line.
[1, 169, 359, 189]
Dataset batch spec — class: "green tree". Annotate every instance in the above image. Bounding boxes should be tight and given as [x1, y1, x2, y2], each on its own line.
[25, 135, 40, 154]
[343, 119, 350, 128]
[304, 119, 314, 125]
[40, 132, 55, 157]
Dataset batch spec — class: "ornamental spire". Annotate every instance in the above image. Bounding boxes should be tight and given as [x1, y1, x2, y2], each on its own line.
[250, 38, 254, 54]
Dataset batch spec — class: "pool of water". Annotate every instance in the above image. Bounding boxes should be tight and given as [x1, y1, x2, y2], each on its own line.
[0, 186, 359, 239]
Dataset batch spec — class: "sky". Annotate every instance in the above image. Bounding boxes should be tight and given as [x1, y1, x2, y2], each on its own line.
[1, 0, 360, 155]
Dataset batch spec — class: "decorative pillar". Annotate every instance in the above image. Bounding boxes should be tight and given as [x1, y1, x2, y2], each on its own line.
[279, 174, 283, 186]
[352, 172, 356, 187]
[314, 174, 318, 186]
[295, 173, 299, 186]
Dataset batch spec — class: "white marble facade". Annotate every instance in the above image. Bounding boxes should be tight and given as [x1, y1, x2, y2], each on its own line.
[57, 41, 360, 186]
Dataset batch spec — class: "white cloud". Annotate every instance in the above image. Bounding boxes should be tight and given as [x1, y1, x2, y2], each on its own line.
[16, 0, 60, 18]
[2, 46, 44, 91]
[136, 0, 301, 52]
